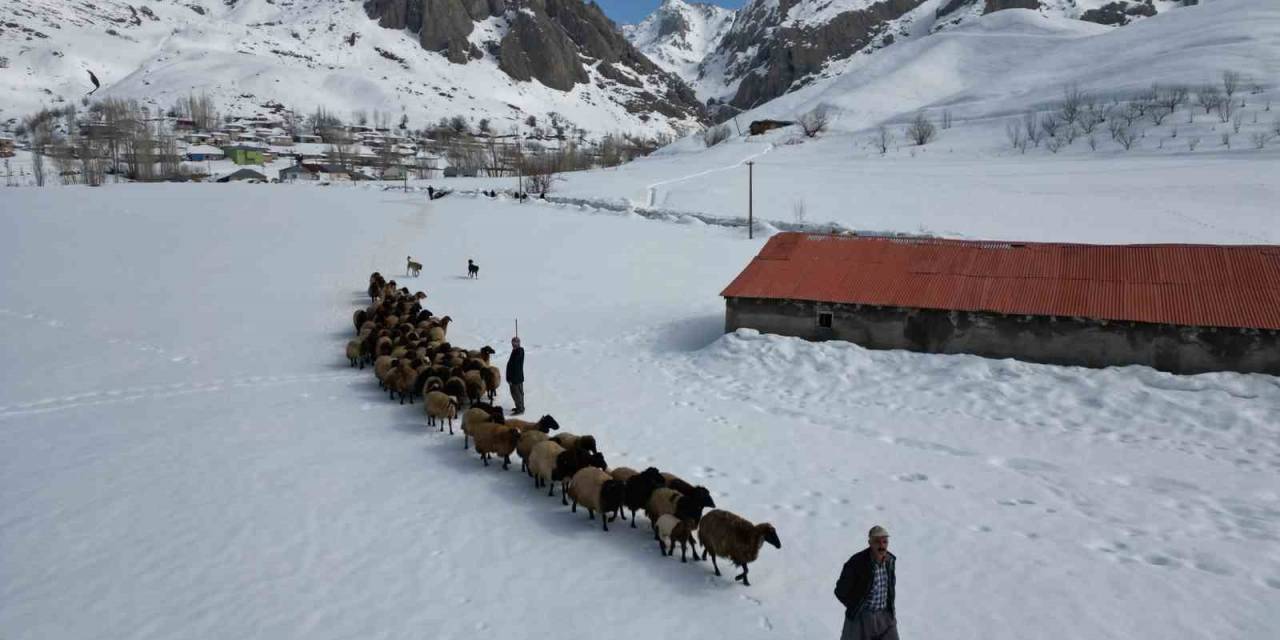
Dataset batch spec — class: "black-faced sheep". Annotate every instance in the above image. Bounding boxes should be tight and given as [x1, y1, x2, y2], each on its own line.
[644, 487, 716, 540]
[567, 467, 626, 531]
[506, 414, 559, 434]
[550, 432, 597, 455]
[614, 466, 665, 528]
[529, 440, 566, 495]
[655, 515, 698, 562]
[424, 391, 457, 434]
[696, 509, 781, 586]
[555, 449, 607, 505]
[353, 309, 368, 333]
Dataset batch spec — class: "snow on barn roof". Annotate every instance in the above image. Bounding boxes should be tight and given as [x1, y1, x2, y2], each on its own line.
[721, 233, 1280, 330]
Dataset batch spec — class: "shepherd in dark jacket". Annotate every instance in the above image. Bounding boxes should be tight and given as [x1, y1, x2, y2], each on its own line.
[506, 337, 525, 415]
[834, 525, 898, 640]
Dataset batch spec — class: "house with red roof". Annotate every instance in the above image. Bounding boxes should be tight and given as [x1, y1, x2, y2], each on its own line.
[720, 233, 1280, 374]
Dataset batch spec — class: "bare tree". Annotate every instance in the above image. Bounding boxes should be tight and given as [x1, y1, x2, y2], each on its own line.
[1273, 117, 1280, 137]
[1222, 70, 1241, 100]
[1109, 119, 1138, 150]
[702, 124, 731, 147]
[1157, 86, 1189, 115]
[1040, 112, 1063, 138]
[1216, 96, 1237, 123]
[1148, 104, 1172, 126]
[941, 109, 953, 130]
[1196, 85, 1223, 114]
[448, 115, 469, 135]
[792, 199, 807, 225]
[906, 112, 937, 146]
[798, 105, 830, 138]
[1187, 137, 1200, 151]
[1018, 113, 1039, 147]
[1078, 104, 1105, 134]
[1045, 135, 1065, 154]
[1251, 132, 1272, 149]
[31, 149, 45, 186]
[1087, 134, 1098, 151]
[874, 124, 894, 154]
[1059, 84, 1087, 126]
[1220, 132, 1231, 149]
[1005, 119, 1026, 153]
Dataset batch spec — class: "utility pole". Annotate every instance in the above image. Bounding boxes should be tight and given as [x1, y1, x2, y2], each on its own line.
[746, 161, 754, 240]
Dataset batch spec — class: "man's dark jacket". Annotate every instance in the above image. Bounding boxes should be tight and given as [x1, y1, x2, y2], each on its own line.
[506, 347, 525, 385]
[834, 549, 896, 619]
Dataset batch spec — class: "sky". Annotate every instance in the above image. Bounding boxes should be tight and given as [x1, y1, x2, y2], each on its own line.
[595, 0, 746, 24]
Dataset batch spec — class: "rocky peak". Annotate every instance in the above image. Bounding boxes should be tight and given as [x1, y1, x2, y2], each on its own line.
[622, 0, 737, 98]
[362, 0, 706, 122]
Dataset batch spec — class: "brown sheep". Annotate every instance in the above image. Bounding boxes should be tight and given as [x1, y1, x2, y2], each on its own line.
[345, 339, 364, 368]
[529, 440, 566, 495]
[517, 431, 550, 474]
[550, 432, 596, 455]
[644, 486, 715, 539]
[480, 365, 501, 401]
[697, 509, 781, 587]
[567, 467, 625, 531]
[463, 370, 487, 406]
[471, 422, 521, 469]
[424, 391, 458, 434]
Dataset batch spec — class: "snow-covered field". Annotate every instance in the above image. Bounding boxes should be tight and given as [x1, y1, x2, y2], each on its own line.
[1, 184, 1278, 639]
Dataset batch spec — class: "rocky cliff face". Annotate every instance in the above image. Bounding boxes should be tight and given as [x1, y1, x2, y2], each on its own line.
[701, 0, 927, 110]
[363, 0, 705, 122]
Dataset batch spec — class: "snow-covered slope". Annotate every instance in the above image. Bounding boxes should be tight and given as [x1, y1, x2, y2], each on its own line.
[0, 0, 704, 136]
[695, 0, 1198, 109]
[1, 182, 1277, 640]
[622, 0, 736, 99]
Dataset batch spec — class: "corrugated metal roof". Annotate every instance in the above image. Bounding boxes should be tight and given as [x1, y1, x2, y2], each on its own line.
[721, 233, 1280, 330]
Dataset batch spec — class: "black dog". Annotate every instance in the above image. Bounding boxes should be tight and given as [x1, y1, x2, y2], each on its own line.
[467, 259, 479, 279]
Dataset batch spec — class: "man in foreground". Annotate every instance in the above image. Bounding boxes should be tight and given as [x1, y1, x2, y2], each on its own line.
[834, 525, 898, 640]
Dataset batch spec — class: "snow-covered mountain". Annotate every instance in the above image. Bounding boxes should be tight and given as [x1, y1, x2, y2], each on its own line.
[646, 0, 1198, 110]
[621, 0, 736, 99]
[0, 0, 705, 137]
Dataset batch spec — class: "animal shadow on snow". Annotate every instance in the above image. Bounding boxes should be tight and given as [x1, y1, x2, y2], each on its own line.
[417, 434, 724, 593]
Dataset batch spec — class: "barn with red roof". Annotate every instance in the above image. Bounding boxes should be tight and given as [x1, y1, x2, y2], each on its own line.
[720, 233, 1280, 374]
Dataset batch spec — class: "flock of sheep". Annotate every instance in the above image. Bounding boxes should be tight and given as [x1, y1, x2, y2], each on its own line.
[345, 272, 782, 586]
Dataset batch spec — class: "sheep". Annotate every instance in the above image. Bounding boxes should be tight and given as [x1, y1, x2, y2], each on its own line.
[655, 515, 698, 562]
[426, 316, 452, 342]
[345, 339, 364, 368]
[505, 414, 560, 434]
[471, 422, 521, 469]
[555, 449, 607, 505]
[696, 510, 781, 587]
[517, 430, 551, 474]
[480, 365, 501, 401]
[661, 472, 712, 503]
[374, 356, 398, 389]
[462, 404, 504, 449]
[550, 432, 597, 455]
[444, 376, 468, 407]
[529, 440, 566, 495]
[644, 487, 716, 540]
[615, 466, 665, 528]
[353, 309, 368, 333]
[424, 391, 458, 434]
[463, 370, 487, 406]
[566, 467, 625, 531]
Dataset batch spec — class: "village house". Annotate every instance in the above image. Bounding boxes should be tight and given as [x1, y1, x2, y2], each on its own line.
[0, 135, 14, 158]
[184, 145, 225, 162]
[278, 163, 352, 182]
[222, 144, 267, 165]
[721, 233, 1280, 375]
